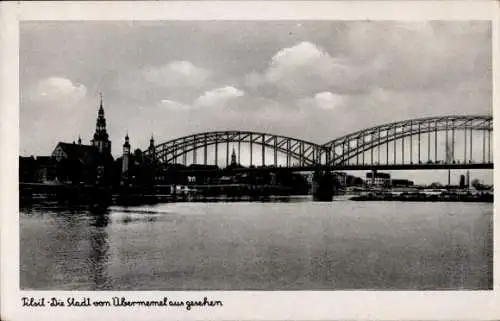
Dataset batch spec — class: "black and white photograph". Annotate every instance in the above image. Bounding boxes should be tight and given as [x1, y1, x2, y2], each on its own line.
[18, 18, 493, 291]
[1, 1, 498, 320]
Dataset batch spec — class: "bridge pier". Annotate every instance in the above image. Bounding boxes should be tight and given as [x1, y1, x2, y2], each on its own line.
[312, 169, 334, 202]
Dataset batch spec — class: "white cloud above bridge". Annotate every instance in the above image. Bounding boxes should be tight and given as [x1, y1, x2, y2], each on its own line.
[194, 86, 244, 108]
[143, 60, 211, 89]
[298, 92, 344, 110]
[246, 41, 348, 96]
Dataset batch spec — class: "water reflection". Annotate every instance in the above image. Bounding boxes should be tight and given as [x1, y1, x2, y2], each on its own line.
[88, 211, 110, 289]
[89, 209, 110, 227]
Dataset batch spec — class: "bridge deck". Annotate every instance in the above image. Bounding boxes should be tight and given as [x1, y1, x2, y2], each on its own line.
[178, 163, 493, 173]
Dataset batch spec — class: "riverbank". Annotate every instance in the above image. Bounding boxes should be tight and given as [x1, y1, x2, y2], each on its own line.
[350, 192, 493, 203]
[20, 183, 494, 206]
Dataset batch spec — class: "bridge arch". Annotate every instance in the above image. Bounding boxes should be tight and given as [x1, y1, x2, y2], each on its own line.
[140, 115, 492, 169]
[144, 131, 325, 167]
[322, 115, 493, 166]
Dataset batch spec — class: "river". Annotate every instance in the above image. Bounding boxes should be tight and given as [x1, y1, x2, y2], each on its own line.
[20, 198, 493, 290]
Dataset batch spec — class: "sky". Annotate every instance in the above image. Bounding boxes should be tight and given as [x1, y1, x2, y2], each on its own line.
[19, 21, 492, 184]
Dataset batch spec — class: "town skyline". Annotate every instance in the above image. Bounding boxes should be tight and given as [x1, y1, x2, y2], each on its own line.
[20, 21, 492, 184]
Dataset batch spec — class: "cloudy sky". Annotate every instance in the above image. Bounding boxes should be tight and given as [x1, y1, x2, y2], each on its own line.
[20, 21, 492, 183]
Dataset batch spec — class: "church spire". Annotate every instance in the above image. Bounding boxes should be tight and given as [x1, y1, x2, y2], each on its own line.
[150, 134, 155, 147]
[95, 93, 107, 133]
[92, 93, 111, 154]
[148, 133, 156, 159]
[123, 132, 130, 148]
[231, 146, 237, 166]
[98, 93, 105, 118]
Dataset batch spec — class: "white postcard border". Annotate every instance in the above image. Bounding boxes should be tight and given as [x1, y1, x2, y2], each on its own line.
[1, 1, 499, 320]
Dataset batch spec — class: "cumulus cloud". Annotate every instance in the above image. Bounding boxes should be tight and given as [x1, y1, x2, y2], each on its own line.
[157, 86, 245, 111]
[298, 91, 346, 110]
[313, 92, 344, 109]
[33, 77, 87, 102]
[247, 22, 490, 100]
[246, 41, 358, 96]
[266, 42, 338, 90]
[342, 21, 491, 91]
[158, 99, 192, 111]
[194, 86, 244, 107]
[271, 41, 325, 67]
[143, 60, 210, 88]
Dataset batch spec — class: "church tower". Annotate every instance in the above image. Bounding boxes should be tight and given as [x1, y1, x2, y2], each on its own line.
[91, 94, 112, 155]
[230, 147, 237, 166]
[122, 132, 131, 178]
[148, 134, 156, 159]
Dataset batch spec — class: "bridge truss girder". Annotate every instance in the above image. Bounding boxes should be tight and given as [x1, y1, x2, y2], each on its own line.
[142, 115, 492, 168]
[323, 115, 492, 166]
[143, 131, 325, 167]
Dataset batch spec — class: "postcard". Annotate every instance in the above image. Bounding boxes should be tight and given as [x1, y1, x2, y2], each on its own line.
[0, 1, 498, 320]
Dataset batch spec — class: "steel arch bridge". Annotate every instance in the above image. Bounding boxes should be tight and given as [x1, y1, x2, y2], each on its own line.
[323, 115, 493, 166]
[142, 115, 493, 170]
[145, 131, 324, 167]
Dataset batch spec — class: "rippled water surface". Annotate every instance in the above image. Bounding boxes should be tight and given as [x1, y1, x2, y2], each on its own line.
[20, 200, 493, 290]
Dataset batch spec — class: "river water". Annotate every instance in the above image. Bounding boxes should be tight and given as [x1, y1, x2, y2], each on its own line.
[20, 199, 493, 290]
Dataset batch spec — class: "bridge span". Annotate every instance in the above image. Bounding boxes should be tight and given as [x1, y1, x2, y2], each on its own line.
[143, 115, 493, 171]
[176, 162, 494, 174]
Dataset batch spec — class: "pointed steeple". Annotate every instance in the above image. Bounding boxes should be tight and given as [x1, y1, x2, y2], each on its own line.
[99, 92, 104, 113]
[123, 132, 130, 148]
[148, 133, 156, 159]
[94, 93, 107, 135]
[149, 134, 155, 153]
[92, 92, 111, 154]
[231, 146, 237, 165]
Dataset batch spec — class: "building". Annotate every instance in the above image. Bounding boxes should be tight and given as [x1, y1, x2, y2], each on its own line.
[49, 95, 114, 184]
[230, 147, 237, 166]
[366, 171, 391, 187]
[185, 164, 219, 185]
[114, 133, 163, 187]
[148, 135, 156, 160]
[19, 156, 57, 183]
[331, 172, 365, 187]
[333, 172, 347, 186]
[121, 133, 131, 184]
[51, 141, 101, 183]
[391, 179, 414, 187]
[91, 95, 112, 155]
[226, 147, 245, 170]
[344, 173, 364, 187]
[459, 174, 466, 188]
